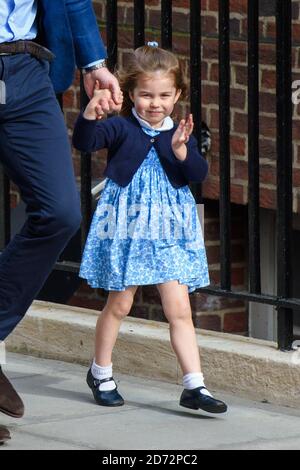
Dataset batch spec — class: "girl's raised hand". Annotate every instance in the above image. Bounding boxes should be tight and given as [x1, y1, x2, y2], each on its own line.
[171, 114, 194, 161]
[83, 81, 123, 120]
[172, 114, 194, 150]
[93, 80, 114, 119]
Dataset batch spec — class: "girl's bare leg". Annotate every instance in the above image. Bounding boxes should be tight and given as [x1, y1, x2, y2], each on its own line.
[157, 281, 227, 413]
[156, 280, 201, 374]
[95, 286, 138, 366]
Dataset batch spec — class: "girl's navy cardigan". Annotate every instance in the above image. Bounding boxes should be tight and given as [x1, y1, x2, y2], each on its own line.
[73, 113, 208, 188]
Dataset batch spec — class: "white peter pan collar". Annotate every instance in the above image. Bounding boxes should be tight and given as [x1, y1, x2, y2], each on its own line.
[132, 108, 174, 131]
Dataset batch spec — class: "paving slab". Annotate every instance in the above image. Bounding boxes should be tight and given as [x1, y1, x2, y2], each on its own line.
[1, 353, 300, 450]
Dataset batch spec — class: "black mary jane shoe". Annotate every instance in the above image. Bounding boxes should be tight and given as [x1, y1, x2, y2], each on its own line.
[86, 369, 124, 407]
[180, 387, 227, 414]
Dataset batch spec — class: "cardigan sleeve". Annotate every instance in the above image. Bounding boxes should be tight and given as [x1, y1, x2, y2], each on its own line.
[175, 134, 209, 183]
[72, 113, 124, 153]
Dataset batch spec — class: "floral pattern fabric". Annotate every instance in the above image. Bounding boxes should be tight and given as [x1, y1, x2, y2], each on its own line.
[80, 126, 209, 293]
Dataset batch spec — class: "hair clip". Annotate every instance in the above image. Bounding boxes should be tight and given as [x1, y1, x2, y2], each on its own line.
[147, 41, 159, 48]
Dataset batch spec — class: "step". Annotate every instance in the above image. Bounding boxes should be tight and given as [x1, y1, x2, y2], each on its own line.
[5, 300, 300, 408]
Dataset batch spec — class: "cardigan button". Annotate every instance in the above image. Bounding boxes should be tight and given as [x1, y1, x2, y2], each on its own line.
[150, 138, 155, 143]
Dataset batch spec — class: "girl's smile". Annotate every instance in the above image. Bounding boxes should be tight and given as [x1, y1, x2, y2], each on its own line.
[129, 71, 181, 128]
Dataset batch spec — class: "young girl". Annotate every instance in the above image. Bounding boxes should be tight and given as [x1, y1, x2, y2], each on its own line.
[73, 43, 227, 414]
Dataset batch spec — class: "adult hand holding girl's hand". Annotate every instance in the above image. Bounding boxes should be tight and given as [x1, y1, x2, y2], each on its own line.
[83, 66, 122, 108]
[171, 114, 194, 161]
[83, 80, 123, 121]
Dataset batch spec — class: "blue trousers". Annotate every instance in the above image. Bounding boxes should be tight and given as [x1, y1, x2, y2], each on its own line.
[0, 54, 82, 340]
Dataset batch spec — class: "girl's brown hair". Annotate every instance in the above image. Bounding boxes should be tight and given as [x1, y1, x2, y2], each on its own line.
[116, 45, 187, 117]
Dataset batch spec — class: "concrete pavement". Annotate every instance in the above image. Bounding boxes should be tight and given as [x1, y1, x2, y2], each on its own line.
[1, 353, 300, 450]
[6, 301, 300, 409]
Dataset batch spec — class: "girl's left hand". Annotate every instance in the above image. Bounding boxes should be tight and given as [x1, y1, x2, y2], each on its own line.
[171, 114, 194, 150]
[83, 66, 122, 109]
[83, 81, 123, 120]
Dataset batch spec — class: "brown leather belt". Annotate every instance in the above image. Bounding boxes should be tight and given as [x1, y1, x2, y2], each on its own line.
[0, 40, 55, 62]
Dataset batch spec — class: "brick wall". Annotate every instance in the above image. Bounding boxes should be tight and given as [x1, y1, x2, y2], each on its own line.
[9, 182, 20, 210]
[201, 0, 300, 212]
[65, 0, 300, 213]
[62, 0, 299, 334]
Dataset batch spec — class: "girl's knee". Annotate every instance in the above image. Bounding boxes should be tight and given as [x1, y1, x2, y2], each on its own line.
[110, 299, 133, 320]
[165, 305, 192, 324]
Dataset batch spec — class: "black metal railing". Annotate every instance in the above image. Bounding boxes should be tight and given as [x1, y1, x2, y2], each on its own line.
[247, 0, 260, 296]
[0, 0, 298, 349]
[199, 0, 297, 350]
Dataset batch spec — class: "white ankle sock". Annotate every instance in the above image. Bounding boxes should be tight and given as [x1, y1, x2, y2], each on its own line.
[91, 360, 116, 391]
[182, 372, 213, 397]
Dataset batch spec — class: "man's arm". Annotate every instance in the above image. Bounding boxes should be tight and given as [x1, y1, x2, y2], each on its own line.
[65, 0, 107, 68]
[65, 0, 121, 104]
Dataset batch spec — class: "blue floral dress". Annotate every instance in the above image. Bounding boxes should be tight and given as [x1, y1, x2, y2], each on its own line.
[79, 123, 209, 293]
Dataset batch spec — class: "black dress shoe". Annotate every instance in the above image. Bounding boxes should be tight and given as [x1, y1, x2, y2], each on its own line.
[86, 369, 124, 407]
[180, 387, 227, 414]
[0, 366, 24, 418]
